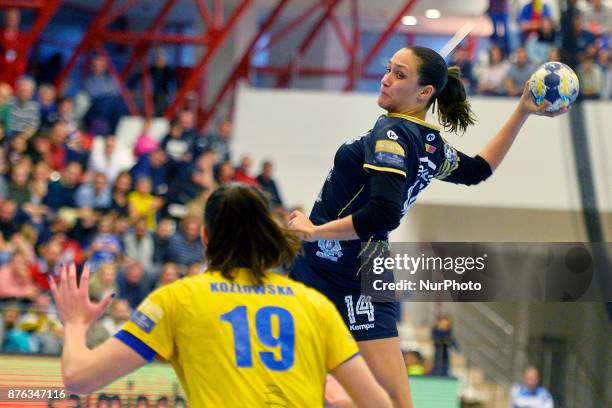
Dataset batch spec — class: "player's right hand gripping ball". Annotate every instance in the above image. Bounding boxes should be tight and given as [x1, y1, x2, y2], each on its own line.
[529, 61, 580, 113]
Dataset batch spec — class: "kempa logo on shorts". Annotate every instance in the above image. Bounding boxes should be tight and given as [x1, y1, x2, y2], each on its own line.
[387, 130, 398, 140]
[426, 133, 435, 142]
[350, 323, 375, 331]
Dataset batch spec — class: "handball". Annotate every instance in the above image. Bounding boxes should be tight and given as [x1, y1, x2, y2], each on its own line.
[528, 61, 579, 112]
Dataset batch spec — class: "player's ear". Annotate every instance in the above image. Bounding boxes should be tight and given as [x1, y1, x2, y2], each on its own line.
[201, 226, 210, 246]
[418, 84, 434, 103]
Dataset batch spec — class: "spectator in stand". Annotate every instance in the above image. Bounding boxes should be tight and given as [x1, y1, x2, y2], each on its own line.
[506, 47, 535, 96]
[29, 161, 50, 205]
[431, 316, 459, 376]
[133, 118, 158, 158]
[234, 155, 259, 186]
[47, 122, 69, 171]
[75, 172, 112, 211]
[601, 54, 612, 98]
[110, 171, 132, 217]
[1, 302, 31, 352]
[0, 251, 38, 301]
[518, 0, 553, 44]
[195, 118, 232, 161]
[487, 0, 510, 54]
[152, 217, 173, 269]
[510, 366, 554, 408]
[477, 45, 511, 95]
[83, 55, 124, 135]
[117, 260, 149, 309]
[526, 18, 558, 65]
[46, 215, 83, 267]
[165, 215, 204, 267]
[0, 8, 26, 88]
[17, 293, 63, 354]
[0, 82, 13, 135]
[88, 262, 118, 302]
[161, 117, 192, 180]
[150, 50, 175, 116]
[88, 136, 124, 184]
[130, 147, 168, 196]
[403, 350, 426, 376]
[128, 176, 163, 230]
[87, 299, 130, 348]
[85, 214, 123, 271]
[257, 160, 284, 208]
[157, 262, 179, 288]
[578, 55, 604, 98]
[7, 162, 31, 206]
[0, 199, 27, 238]
[449, 44, 475, 94]
[43, 161, 82, 212]
[7, 75, 40, 139]
[572, 14, 598, 55]
[216, 160, 235, 186]
[57, 96, 78, 137]
[6, 132, 28, 167]
[37, 83, 58, 133]
[584, 0, 612, 38]
[123, 217, 155, 279]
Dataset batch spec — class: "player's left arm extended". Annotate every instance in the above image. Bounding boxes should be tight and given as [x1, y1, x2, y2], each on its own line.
[49, 263, 148, 394]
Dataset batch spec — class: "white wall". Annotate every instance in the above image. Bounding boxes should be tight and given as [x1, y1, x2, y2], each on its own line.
[234, 86, 611, 212]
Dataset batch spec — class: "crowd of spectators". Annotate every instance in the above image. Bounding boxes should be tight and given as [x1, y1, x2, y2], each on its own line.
[459, 0, 612, 99]
[0, 10, 286, 354]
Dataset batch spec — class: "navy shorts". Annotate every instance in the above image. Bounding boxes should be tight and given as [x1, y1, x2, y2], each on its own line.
[290, 256, 399, 342]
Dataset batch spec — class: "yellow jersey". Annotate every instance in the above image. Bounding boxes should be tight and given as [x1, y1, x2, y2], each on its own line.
[117, 269, 359, 407]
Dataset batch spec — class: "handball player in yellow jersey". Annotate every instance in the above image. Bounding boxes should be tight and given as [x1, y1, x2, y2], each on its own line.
[50, 184, 391, 407]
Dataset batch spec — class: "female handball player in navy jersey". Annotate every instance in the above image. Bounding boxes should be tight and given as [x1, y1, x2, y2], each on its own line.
[288, 46, 566, 407]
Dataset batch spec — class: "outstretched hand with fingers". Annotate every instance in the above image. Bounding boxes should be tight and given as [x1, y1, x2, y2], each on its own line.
[49, 263, 115, 327]
[518, 81, 570, 117]
[287, 210, 317, 242]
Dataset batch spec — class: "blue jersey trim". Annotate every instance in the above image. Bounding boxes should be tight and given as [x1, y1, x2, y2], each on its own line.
[114, 330, 157, 362]
[332, 351, 361, 371]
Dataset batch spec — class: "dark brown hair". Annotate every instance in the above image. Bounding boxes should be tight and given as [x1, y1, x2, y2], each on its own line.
[204, 184, 301, 285]
[408, 46, 476, 134]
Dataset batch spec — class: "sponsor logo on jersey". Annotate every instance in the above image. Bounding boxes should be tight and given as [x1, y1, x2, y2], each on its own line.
[425, 143, 437, 154]
[130, 299, 164, 333]
[426, 133, 436, 142]
[316, 239, 343, 262]
[349, 323, 376, 331]
[374, 140, 405, 167]
[386, 130, 399, 140]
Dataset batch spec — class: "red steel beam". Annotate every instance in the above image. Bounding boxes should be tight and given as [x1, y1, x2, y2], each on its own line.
[99, 0, 140, 27]
[101, 30, 210, 45]
[141, 60, 154, 118]
[200, 0, 290, 128]
[256, 65, 347, 76]
[93, 41, 140, 116]
[55, 0, 117, 90]
[23, 0, 62, 54]
[0, 0, 45, 8]
[329, 12, 351, 57]
[343, 0, 360, 90]
[213, 0, 223, 27]
[360, 0, 418, 72]
[194, 0, 215, 30]
[276, 0, 343, 87]
[165, 0, 254, 119]
[120, 0, 178, 81]
[263, 2, 320, 51]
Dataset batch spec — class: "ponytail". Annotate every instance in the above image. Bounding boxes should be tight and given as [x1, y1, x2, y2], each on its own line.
[407, 46, 477, 134]
[436, 66, 476, 134]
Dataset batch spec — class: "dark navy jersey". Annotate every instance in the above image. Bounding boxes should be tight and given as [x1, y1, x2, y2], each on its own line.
[301, 113, 466, 288]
